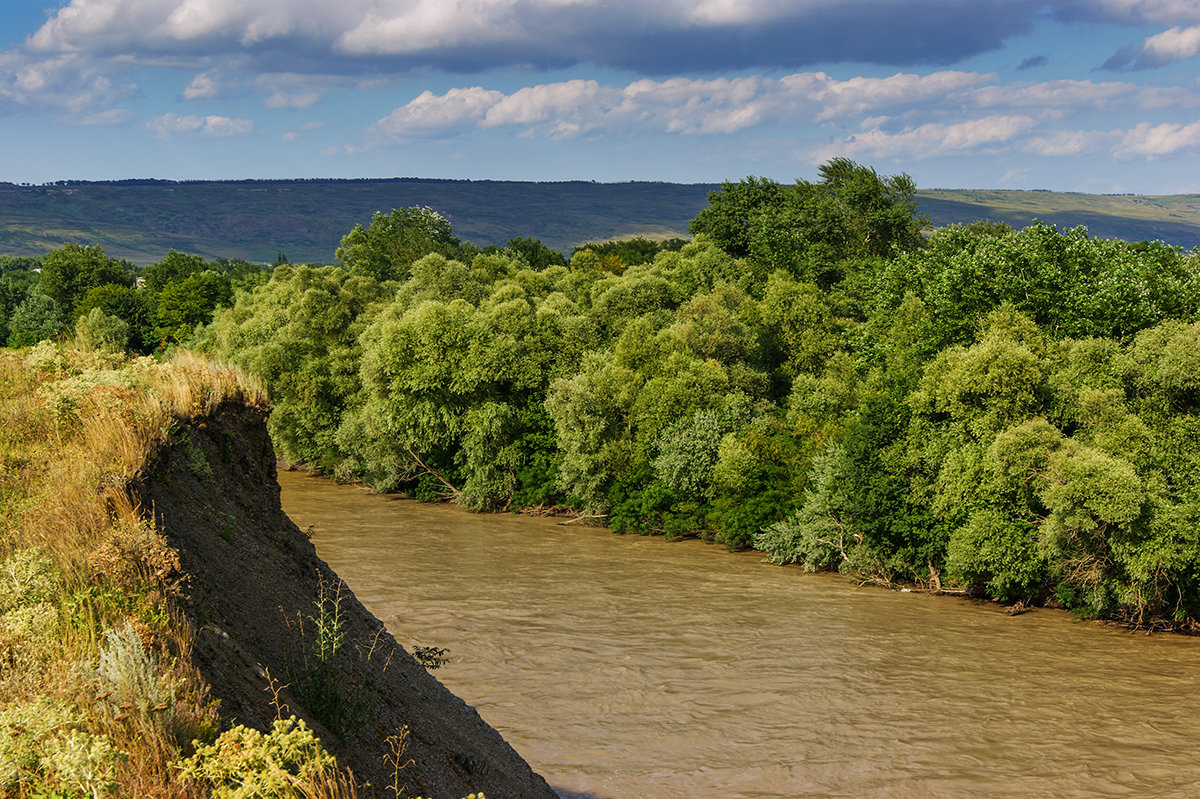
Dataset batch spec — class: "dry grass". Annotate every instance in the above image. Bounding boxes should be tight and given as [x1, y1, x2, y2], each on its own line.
[0, 343, 296, 797]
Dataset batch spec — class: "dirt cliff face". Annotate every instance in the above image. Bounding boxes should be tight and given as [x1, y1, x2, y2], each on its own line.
[132, 399, 558, 799]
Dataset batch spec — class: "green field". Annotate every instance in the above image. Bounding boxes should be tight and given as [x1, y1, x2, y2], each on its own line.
[3, 178, 1199, 264]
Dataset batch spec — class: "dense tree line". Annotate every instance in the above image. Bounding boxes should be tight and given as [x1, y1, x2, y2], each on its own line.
[0, 247, 266, 351]
[10, 161, 1200, 628]
[196, 160, 1200, 628]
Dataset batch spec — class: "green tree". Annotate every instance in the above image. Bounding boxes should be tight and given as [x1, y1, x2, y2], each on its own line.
[140, 250, 209, 294]
[335, 207, 464, 282]
[6, 291, 68, 347]
[505, 237, 566, 270]
[690, 160, 926, 285]
[0, 278, 30, 346]
[74, 284, 152, 352]
[155, 271, 234, 344]
[37, 245, 131, 317]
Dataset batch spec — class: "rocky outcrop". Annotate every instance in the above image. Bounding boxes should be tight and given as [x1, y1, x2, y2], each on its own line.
[133, 399, 558, 799]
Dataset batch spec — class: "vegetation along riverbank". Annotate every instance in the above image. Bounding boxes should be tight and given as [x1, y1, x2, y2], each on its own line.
[3, 158, 1200, 640]
[0, 345, 556, 796]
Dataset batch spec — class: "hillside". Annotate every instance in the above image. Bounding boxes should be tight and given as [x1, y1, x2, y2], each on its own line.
[0, 179, 714, 264]
[2, 178, 1199, 265]
[919, 189, 1200, 250]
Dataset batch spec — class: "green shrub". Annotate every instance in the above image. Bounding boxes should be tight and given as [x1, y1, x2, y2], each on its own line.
[0, 697, 125, 797]
[178, 717, 335, 798]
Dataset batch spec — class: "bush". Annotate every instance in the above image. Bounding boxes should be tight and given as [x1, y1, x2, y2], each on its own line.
[178, 717, 335, 798]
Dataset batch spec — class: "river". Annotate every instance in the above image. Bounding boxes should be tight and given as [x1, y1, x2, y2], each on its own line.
[278, 470, 1200, 799]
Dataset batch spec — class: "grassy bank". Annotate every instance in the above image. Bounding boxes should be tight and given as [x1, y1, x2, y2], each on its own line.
[0, 344, 352, 796]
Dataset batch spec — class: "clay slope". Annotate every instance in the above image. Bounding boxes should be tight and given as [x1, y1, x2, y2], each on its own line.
[132, 398, 558, 799]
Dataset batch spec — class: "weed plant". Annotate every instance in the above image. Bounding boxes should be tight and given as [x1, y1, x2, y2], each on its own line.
[283, 579, 369, 738]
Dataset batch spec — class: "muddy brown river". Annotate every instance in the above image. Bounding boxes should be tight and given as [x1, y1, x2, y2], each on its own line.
[278, 470, 1200, 799]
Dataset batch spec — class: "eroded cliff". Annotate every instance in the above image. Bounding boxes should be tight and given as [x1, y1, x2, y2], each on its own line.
[133, 398, 558, 799]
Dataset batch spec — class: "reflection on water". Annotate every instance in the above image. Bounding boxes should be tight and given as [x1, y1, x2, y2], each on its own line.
[279, 470, 1200, 799]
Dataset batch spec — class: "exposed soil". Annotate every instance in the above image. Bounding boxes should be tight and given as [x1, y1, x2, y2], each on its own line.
[131, 399, 558, 799]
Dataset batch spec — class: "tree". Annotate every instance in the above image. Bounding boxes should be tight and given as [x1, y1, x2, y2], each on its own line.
[141, 250, 209, 294]
[6, 291, 67, 347]
[74, 284, 152, 352]
[505, 237, 566, 270]
[689, 160, 926, 285]
[37, 245, 131, 317]
[155, 271, 234, 344]
[335, 207, 464, 282]
[0, 278, 30, 346]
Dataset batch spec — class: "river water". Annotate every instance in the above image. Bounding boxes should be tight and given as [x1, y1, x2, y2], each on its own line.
[278, 470, 1200, 799]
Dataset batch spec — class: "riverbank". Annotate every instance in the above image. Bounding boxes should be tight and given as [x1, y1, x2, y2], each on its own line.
[0, 345, 555, 798]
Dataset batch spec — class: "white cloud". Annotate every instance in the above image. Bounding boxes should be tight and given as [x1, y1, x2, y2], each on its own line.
[337, 0, 521, 56]
[973, 79, 1135, 111]
[26, 0, 1200, 76]
[369, 70, 1198, 151]
[1025, 129, 1109, 156]
[0, 51, 133, 112]
[814, 116, 1037, 161]
[1142, 24, 1200, 60]
[1118, 120, 1200, 157]
[371, 86, 506, 139]
[484, 80, 607, 131]
[147, 112, 254, 137]
[182, 71, 222, 99]
[806, 71, 986, 121]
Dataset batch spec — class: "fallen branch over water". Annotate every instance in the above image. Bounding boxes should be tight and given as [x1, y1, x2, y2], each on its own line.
[558, 513, 608, 526]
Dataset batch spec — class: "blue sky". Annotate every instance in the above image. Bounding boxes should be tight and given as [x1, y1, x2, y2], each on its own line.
[2, 0, 1200, 193]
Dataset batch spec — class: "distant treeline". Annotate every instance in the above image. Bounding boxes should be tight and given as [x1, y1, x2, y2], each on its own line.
[12, 159, 1200, 629]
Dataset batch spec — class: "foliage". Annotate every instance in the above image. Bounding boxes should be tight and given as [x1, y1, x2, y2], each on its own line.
[335, 207, 465, 281]
[179, 717, 336, 798]
[196, 161, 1200, 628]
[0, 697, 126, 797]
[75, 307, 131, 353]
[74, 284, 153, 352]
[571, 236, 687, 268]
[38, 245, 132, 317]
[690, 159, 926, 286]
[7, 289, 68, 347]
[283, 581, 368, 737]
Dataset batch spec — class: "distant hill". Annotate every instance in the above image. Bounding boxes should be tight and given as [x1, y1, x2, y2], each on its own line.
[918, 189, 1200, 250]
[2, 178, 1198, 264]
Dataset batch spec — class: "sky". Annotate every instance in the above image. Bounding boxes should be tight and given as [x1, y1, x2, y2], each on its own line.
[2, 0, 1200, 193]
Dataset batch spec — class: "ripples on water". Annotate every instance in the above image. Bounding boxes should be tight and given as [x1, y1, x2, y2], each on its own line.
[278, 471, 1200, 799]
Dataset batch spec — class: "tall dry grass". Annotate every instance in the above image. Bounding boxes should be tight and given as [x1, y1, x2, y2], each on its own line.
[0, 344, 356, 798]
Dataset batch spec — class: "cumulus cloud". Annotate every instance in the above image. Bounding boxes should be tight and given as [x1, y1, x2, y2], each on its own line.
[17, 0, 1087, 74]
[1104, 23, 1200, 69]
[147, 112, 254, 138]
[814, 116, 1038, 161]
[1025, 129, 1109, 156]
[1118, 120, 1200, 157]
[368, 70, 1186, 148]
[182, 71, 222, 100]
[371, 87, 507, 139]
[0, 51, 132, 112]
